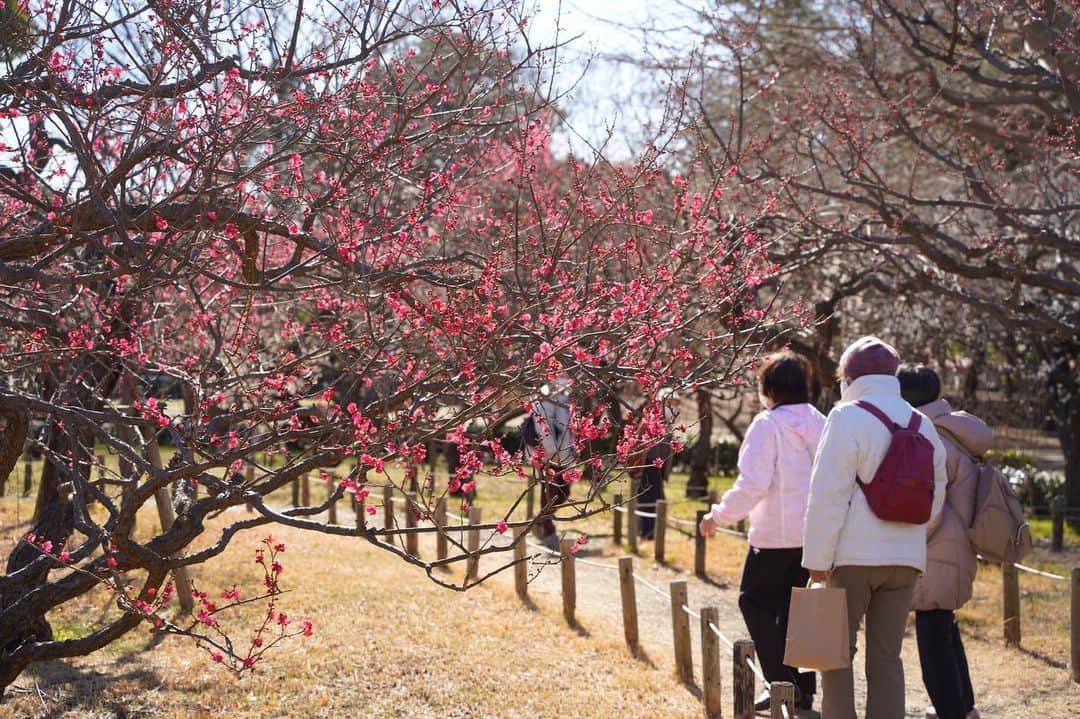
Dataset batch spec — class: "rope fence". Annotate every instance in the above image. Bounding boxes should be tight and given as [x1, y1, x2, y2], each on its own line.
[331, 481, 1080, 710]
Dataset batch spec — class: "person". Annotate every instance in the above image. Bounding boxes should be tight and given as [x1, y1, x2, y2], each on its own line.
[699, 351, 825, 710]
[802, 336, 947, 719]
[634, 388, 679, 539]
[898, 364, 987, 719]
[523, 380, 576, 550]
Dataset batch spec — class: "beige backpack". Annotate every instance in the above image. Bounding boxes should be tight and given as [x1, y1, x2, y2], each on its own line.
[967, 459, 1033, 564]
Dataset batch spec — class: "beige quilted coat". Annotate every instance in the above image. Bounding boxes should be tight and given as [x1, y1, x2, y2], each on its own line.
[911, 398, 994, 611]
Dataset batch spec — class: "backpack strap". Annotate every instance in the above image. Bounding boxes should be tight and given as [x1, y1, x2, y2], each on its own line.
[853, 400, 899, 432]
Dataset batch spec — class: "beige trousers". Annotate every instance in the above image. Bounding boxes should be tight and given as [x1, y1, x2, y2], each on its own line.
[821, 565, 919, 719]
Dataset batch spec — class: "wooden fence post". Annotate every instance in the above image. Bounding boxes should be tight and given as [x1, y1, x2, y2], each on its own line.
[670, 580, 693, 683]
[407, 462, 418, 493]
[1003, 562, 1021, 646]
[654, 499, 667, 562]
[612, 493, 623, 546]
[466, 506, 481, 582]
[23, 450, 33, 494]
[619, 557, 638, 650]
[733, 639, 756, 719]
[291, 475, 299, 506]
[327, 474, 338, 525]
[383, 485, 394, 530]
[695, 509, 707, 578]
[244, 465, 255, 512]
[142, 438, 194, 612]
[769, 681, 796, 719]
[701, 606, 722, 719]
[15, 450, 29, 495]
[356, 495, 366, 530]
[301, 471, 311, 506]
[435, 496, 448, 561]
[525, 477, 536, 520]
[561, 537, 577, 623]
[628, 496, 639, 554]
[1052, 497, 1065, 552]
[405, 492, 418, 556]
[514, 527, 528, 599]
[1071, 566, 1079, 683]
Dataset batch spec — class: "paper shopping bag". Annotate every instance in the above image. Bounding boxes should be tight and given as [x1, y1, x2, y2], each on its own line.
[783, 584, 851, 671]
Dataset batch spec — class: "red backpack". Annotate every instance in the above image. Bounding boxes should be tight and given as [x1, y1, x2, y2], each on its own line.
[854, 401, 936, 524]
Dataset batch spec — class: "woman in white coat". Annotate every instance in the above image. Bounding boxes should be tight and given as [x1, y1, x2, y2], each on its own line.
[802, 336, 948, 719]
[699, 351, 825, 710]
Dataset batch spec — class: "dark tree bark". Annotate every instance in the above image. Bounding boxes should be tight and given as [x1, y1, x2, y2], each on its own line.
[686, 389, 714, 499]
[1046, 338, 1080, 526]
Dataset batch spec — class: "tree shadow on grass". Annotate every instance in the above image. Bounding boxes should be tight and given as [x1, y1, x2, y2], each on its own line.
[1016, 645, 1067, 670]
[695, 574, 730, 591]
[964, 628, 1068, 670]
[679, 679, 703, 700]
[16, 660, 165, 719]
[514, 593, 540, 612]
[564, 616, 591, 639]
[627, 644, 656, 669]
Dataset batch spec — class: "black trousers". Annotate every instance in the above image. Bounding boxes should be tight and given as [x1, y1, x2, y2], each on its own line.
[537, 469, 570, 537]
[915, 609, 975, 719]
[634, 465, 666, 537]
[738, 546, 815, 697]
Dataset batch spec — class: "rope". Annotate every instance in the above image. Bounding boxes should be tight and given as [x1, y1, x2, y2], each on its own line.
[577, 556, 620, 571]
[708, 621, 734, 650]
[782, 703, 791, 719]
[745, 654, 767, 684]
[634, 574, 673, 602]
[612, 506, 657, 518]
[977, 555, 1069, 581]
[666, 514, 746, 539]
[681, 603, 701, 621]
[1014, 562, 1068, 581]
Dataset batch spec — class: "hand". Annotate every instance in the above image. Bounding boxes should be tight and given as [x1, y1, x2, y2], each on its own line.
[809, 569, 830, 583]
[698, 515, 717, 537]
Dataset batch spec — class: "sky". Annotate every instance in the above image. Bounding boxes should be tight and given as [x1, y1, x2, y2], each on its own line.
[527, 0, 702, 158]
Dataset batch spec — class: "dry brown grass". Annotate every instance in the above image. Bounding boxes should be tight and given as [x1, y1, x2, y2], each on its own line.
[0, 505, 706, 719]
[4, 460, 1079, 718]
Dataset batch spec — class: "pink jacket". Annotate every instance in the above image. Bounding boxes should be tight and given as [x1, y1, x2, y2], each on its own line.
[705, 403, 826, 549]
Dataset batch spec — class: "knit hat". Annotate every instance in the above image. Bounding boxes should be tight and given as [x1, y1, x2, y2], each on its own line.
[838, 336, 901, 380]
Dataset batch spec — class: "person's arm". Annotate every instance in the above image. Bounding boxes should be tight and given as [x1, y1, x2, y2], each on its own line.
[802, 408, 859, 573]
[700, 415, 776, 536]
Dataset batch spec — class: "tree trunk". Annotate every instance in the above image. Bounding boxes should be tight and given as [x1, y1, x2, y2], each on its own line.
[1046, 339, 1080, 528]
[964, 348, 984, 401]
[1063, 392, 1080, 529]
[686, 389, 713, 499]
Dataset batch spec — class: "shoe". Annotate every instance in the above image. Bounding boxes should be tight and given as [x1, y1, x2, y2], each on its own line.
[967, 710, 980, 719]
[797, 692, 813, 710]
[924, 709, 937, 719]
[753, 690, 771, 712]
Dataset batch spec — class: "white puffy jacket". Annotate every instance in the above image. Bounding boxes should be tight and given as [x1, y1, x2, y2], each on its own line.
[528, 393, 575, 468]
[802, 375, 948, 572]
[705, 403, 826, 549]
